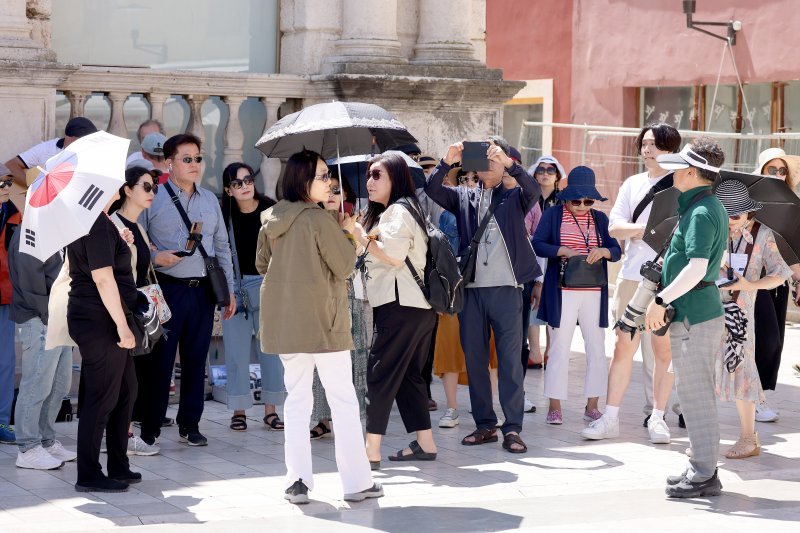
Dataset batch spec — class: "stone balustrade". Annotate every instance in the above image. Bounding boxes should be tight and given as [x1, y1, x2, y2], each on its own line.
[57, 66, 315, 196]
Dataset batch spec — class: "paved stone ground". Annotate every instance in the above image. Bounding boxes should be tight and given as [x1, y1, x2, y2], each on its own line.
[2, 323, 800, 532]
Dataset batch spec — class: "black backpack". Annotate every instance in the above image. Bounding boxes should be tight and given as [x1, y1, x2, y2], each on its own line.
[397, 200, 464, 315]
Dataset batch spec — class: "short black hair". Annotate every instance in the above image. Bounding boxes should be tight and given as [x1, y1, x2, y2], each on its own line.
[635, 123, 681, 154]
[689, 136, 725, 182]
[487, 135, 511, 156]
[163, 133, 201, 160]
[281, 150, 321, 203]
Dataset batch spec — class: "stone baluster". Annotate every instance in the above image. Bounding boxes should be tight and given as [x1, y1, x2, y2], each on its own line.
[107, 92, 129, 137]
[65, 90, 89, 118]
[185, 94, 208, 143]
[260, 97, 286, 199]
[148, 92, 169, 124]
[413, 0, 480, 65]
[222, 95, 246, 167]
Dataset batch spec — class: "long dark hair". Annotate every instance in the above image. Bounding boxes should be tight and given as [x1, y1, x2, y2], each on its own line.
[220, 162, 274, 227]
[108, 165, 159, 214]
[281, 149, 322, 203]
[362, 152, 420, 231]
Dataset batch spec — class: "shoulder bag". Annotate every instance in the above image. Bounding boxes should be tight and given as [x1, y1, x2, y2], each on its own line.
[560, 210, 607, 288]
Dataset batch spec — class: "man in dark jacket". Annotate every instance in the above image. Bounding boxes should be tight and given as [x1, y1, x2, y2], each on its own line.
[8, 227, 76, 470]
[425, 136, 541, 454]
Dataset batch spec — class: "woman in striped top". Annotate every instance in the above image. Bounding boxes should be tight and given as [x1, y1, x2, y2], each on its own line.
[532, 166, 621, 425]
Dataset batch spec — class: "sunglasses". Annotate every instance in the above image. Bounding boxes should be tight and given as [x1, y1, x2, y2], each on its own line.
[331, 185, 341, 195]
[314, 171, 332, 182]
[0, 179, 13, 189]
[766, 166, 788, 177]
[569, 199, 595, 207]
[230, 176, 254, 189]
[180, 156, 203, 164]
[367, 169, 384, 180]
[535, 167, 558, 176]
[459, 176, 479, 184]
[729, 213, 745, 221]
[136, 182, 158, 194]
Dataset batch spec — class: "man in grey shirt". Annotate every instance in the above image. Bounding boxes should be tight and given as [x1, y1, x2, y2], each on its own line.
[140, 133, 235, 447]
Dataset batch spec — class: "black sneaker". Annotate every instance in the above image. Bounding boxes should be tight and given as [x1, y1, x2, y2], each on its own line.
[665, 469, 722, 498]
[162, 417, 175, 427]
[678, 413, 686, 428]
[179, 427, 208, 446]
[75, 477, 129, 493]
[344, 482, 384, 502]
[284, 479, 309, 504]
[110, 470, 142, 484]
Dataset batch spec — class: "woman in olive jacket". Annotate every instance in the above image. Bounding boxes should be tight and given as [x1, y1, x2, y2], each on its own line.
[255, 149, 382, 505]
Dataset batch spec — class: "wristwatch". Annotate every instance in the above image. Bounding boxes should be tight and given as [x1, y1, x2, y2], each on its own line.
[654, 295, 669, 308]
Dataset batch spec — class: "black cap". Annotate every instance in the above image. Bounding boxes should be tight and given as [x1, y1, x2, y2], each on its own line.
[394, 143, 421, 156]
[65, 117, 98, 138]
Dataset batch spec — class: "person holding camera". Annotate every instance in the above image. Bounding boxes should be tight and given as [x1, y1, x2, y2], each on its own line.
[645, 138, 728, 498]
[533, 166, 621, 425]
[220, 162, 284, 432]
[581, 123, 680, 444]
[425, 136, 541, 454]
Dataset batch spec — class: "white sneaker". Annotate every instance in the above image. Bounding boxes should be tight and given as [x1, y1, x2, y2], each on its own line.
[16, 445, 64, 470]
[647, 417, 671, 444]
[438, 408, 460, 428]
[755, 401, 779, 423]
[580, 415, 619, 440]
[524, 396, 536, 413]
[127, 435, 160, 456]
[45, 440, 77, 462]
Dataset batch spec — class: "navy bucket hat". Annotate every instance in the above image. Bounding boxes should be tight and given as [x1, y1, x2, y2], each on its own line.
[557, 166, 608, 202]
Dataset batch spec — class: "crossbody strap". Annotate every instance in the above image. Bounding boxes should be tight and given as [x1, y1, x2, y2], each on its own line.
[466, 186, 504, 257]
[632, 173, 674, 223]
[655, 189, 713, 261]
[730, 221, 761, 302]
[396, 199, 427, 292]
[163, 181, 209, 260]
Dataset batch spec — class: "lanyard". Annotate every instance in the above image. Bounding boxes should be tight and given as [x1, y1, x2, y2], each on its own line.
[568, 210, 592, 249]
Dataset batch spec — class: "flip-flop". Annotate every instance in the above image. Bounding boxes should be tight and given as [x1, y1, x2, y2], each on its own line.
[388, 440, 437, 462]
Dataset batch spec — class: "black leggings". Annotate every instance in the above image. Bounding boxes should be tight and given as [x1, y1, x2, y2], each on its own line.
[754, 283, 789, 391]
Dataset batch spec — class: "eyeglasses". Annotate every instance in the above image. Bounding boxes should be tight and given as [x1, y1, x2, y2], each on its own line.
[569, 199, 595, 207]
[314, 171, 332, 182]
[331, 186, 341, 195]
[136, 182, 158, 194]
[0, 179, 13, 189]
[729, 213, 745, 221]
[458, 176, 479, 184]
[535, 167, 558, 176]
[180, 156, 203, 164]
[766, 166, 788, 177]
[367, 169, 384, 180]
[230, 176, 255, 189]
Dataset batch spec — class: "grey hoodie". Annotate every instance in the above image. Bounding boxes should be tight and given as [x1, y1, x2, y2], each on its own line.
[8, 227, 63, 325]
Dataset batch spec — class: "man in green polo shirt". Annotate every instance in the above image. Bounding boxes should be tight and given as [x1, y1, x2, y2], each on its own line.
[644, 138, 728, 498]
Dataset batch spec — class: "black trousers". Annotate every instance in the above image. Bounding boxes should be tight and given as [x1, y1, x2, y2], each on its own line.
[754, 282, 789, 391]
[132, 346, 162, 442]
[69, 312, 136, 483]
[520, 281, 535, 378]
[152, 278, 216, 435]
[422, 316, 439, 398]
[366, 300, 437, 435]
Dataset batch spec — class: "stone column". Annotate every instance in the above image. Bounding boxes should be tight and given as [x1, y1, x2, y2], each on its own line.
[413, 0, 481, 65]
[107, 92, 129, 137]
[222, 95, 245, 167]
[148, 92, 169, 123]
[260, 97, 286, 199]
[65, 90, 88, 118]
[185, 94, 208, 143]
[0, 0, 54, 61]
[324, 0, 407, 69]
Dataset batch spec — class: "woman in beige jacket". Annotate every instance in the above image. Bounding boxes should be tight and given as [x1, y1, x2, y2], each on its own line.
[256, 149, 382, 505]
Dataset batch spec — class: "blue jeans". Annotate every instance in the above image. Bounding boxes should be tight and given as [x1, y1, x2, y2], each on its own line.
[0, 305, 15, 425]
[221, 275, 285, 410]
[14, 318, 73, 452]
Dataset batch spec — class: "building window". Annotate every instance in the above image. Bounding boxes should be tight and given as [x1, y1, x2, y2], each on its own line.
[641, 87, 694, 130]
[504, 100, 543, 168]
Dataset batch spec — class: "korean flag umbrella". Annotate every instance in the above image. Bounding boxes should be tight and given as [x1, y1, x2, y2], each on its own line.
[19, 130, 129, 261]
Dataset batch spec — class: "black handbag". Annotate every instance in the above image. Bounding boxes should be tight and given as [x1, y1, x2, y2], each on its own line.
[123, 300, 164, 356]
[559, 256, 607, 288]
[163, 182, 231, 308]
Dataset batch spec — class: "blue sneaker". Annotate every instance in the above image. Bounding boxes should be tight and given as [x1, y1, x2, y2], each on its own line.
[0, 424, 16, 444]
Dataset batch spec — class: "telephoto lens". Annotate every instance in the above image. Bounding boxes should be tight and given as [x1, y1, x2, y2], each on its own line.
[614, 260, 663, 338]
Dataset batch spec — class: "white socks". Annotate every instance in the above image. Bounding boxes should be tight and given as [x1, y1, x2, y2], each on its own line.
[604, 405, 619, 420]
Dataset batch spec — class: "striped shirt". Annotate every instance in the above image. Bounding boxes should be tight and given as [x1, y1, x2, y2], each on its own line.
[560, 209, 601, 291]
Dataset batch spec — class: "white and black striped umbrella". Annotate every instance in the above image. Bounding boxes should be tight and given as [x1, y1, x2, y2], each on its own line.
[255, 101, 418, 160]
[723, 300, 748, 373]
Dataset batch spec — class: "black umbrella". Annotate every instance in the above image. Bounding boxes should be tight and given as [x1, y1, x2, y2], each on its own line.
[642, 187, 681, 254]
[717, 169, 800, 265]
[255, 101, 418, 160]
[327, 152, 426, 198]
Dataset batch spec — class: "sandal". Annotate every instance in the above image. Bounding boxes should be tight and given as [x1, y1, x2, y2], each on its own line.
[230, 414, 247, 431]
[263, 413, 284, 431]
[388, 440, 437, 462]
[502, 433, 528, 454]
[725, 433, 761, 459]
[461, 427, 498, 446]
[309, 421, 331, 439]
